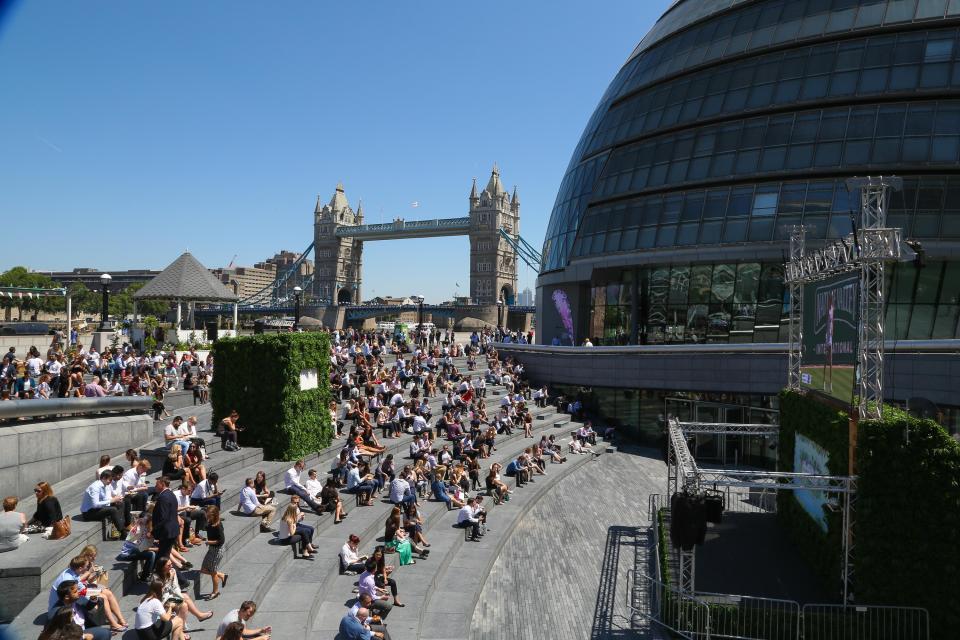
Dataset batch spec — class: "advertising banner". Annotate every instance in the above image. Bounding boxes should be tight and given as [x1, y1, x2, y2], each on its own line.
[793, 433, 831, 532]
[800, 272, 859, 405]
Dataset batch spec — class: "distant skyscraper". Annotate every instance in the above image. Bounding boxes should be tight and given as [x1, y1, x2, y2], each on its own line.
[518, 287, 534, 306]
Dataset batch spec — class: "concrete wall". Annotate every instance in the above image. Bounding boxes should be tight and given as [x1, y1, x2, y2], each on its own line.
[0, 335, 57, 356]
[0, 413, 153, 501]
[496, 343, 960, 407]
[497, 344, 788, 395]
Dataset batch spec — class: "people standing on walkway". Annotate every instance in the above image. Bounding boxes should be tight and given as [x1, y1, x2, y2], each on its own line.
[152, 477, 180, 561]
[199, 506, 228, 600]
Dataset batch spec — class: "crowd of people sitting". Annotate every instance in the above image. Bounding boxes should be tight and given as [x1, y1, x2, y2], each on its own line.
[12, 325, 606, 640]
[0, 342, 211, 412]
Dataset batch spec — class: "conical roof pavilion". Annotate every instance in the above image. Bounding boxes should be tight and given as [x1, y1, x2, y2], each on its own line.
[134, 252, 238, 302]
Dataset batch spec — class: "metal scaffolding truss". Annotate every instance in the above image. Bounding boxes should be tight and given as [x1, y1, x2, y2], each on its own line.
[676, 421, 780, 437]
[664, 418, 856, 602]
[697, 468, 855, 494]
[787, 226, 806, 391]
[783, 175, 902, 420]
[667, 418, 700, 497]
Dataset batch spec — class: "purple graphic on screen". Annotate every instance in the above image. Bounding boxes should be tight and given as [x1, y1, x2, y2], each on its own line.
[552, 289, 575, 345]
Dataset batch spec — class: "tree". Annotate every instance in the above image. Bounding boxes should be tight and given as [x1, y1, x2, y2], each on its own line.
[0, 266, 61, 320]
[124, 282, 170, 318]
[65, 282, 99, 317]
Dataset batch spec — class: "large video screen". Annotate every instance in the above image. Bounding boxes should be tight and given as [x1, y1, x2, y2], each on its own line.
[793, 433, 831, 532]
[800, 272, 859, 406]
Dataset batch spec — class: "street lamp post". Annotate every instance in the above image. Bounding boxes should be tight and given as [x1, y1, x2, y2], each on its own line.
[415, 295, 425, 345]
[497, 297, 504, 332]
[99, 273, 112, 331]
[293, 286, 302, 331]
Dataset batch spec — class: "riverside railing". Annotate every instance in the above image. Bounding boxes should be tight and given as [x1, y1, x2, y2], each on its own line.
[0, 396, 153, 420]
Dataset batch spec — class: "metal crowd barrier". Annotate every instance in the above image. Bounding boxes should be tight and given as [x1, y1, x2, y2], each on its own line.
[0, 396, 153, 420]
[642, 495, 930, 640]
[697, 592, 800, 640]
[628, 567, 713, 639]
[801, 604, 930, 640]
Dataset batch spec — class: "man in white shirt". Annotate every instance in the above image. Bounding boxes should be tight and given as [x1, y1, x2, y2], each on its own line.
[411, 413, 430, 438]
[239, 477, 275, 532]
[122, 460, 151, 494]
[388, 473, 415, 507]
[177, 482, 207, 545]
[179, 416, 207, 459]
[216, 601, 270, 640]
[164, 416, 191, 453]
[80, 470, 124, 537]
[190, 473, 222, 509]
[304, 469, 324, 498]
[457, 498, 482, 541]
[283, 460, 323, 512]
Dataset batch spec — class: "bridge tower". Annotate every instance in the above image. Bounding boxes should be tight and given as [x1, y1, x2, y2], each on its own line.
[313, 183, 363, 304]
[469, 164, 519, 305]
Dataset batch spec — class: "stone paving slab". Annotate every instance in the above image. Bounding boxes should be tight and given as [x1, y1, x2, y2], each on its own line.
[470, 446, 670, 640]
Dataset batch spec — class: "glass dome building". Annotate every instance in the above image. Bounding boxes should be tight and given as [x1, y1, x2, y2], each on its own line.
[537, 0, 960, 347]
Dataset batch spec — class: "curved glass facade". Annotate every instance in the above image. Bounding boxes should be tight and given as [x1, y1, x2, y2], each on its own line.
[539, 0, 960, 346]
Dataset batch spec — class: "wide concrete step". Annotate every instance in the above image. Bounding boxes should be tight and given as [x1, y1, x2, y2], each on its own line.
[0, 406, 217, 622]
[411, 450, 601, 640]
[161, 406, 567, 640]
[308, 409, 577, 639]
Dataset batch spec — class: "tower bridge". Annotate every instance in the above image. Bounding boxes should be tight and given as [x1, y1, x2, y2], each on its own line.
[205, 165, 538, 331]
[313, 164, 521, 307]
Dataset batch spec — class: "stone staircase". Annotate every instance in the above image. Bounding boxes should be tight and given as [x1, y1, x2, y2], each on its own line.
[6, 353, 590, 640]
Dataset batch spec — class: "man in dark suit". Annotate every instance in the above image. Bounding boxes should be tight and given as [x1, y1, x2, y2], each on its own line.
[152, 476, 180, 561]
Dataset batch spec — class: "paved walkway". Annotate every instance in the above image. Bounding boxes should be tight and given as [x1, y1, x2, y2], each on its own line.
[470, 446, 669, 640]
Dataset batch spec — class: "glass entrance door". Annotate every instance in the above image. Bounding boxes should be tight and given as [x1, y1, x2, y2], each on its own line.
[694, 404, 721, 461]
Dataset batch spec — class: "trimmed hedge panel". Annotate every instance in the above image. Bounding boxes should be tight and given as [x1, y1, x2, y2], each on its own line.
[210, 332, 332, 460]
[856, 405, 960, 638]
[778, 391, 960, 638]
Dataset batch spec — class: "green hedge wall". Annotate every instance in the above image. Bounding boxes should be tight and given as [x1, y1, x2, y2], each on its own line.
[856, 405, 960, 637]
[777, 390, 849, 595]
[210, 332, 332, 460]
[778, 391, 960, 637]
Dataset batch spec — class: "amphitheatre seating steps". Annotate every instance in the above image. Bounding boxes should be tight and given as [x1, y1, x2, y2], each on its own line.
[0, 403, 215, 622]
[91, 390, 569, 640]
[6, 352, 534, 636]
[309, 409, 582, 639]
[148, 379, 561, 639]
[410, 449, 600, 640]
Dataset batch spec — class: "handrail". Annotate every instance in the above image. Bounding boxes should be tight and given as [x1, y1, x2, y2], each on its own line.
[0, 396, 153, 420]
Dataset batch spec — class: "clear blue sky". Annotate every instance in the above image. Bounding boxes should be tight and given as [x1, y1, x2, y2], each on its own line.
[0, 0, 669, 303]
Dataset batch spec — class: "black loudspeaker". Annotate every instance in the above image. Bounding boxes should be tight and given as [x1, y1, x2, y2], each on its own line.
[206, 323, 218, 343]
[671, 491, 709, 550]
[705, 491, 725, 524]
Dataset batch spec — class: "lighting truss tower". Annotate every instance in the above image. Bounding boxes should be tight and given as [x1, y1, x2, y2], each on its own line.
[784, 176, 902, 419]
[787, 226, 806, 391]
[848, 176, 901, 419]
